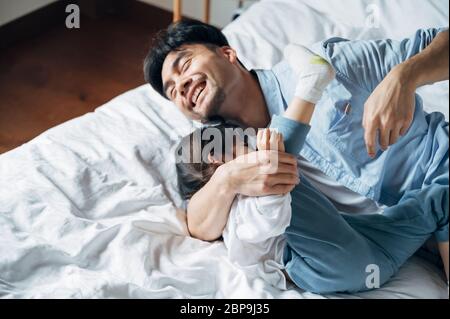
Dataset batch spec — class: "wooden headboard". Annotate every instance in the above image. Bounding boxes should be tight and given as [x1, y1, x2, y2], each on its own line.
[173, 0, 211, 23]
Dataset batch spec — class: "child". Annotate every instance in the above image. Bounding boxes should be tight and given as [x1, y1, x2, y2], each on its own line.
[175, 44, 335, 289]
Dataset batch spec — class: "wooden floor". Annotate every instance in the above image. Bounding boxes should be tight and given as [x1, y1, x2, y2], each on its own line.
[0, 5, 171, 154]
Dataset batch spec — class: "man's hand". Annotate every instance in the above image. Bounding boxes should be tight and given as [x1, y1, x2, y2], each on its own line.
[219, 149, 299, 197]
[363, 30, 449, 157]
[363, 65, 416, 157]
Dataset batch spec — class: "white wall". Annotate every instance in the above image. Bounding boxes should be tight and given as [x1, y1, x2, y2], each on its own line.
[138, 0, 257, 28]
[0, 0, 57, 26]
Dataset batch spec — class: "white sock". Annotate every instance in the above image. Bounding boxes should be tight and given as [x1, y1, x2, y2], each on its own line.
[283, 44, 336, 104]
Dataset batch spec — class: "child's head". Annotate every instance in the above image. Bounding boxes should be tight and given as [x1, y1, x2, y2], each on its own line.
[175, 122, 252, 199]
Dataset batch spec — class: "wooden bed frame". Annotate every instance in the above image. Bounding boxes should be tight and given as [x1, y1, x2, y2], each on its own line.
[173, 0, 211, 23]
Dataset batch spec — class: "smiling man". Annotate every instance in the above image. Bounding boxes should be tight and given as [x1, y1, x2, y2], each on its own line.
[145, 22, 270, 127]
[144, 20, 449, 289]
[161, 44, 226, 120]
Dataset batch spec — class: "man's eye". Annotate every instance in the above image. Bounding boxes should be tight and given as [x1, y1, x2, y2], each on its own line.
[182, 60, 191, 72]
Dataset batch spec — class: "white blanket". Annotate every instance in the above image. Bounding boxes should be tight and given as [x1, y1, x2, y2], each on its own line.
[0, 0, 448, 299]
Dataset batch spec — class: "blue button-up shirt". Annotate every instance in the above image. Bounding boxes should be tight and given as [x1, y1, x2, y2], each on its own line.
[255, 28, 449, 206]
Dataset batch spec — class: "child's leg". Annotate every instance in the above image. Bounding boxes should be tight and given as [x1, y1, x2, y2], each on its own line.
[342, 183, 449, 284]
[282, 44, 335, 125]
[267, 45, 334, 155]
[284, 43, 335, 105]
[284, 179, 397, 294]
[284, 180, 448, 294]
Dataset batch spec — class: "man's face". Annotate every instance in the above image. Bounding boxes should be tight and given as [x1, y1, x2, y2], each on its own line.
[161, 44, 240, 122]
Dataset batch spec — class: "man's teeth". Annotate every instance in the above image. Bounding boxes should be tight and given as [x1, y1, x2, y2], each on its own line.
[192, 84, 205, 105]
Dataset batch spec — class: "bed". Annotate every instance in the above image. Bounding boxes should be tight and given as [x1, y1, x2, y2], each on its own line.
[0, 0, 448, 299]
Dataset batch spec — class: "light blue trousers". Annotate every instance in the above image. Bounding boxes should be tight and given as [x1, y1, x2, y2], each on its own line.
[269, 111, 449, 294]
[283, 172, 448, 294]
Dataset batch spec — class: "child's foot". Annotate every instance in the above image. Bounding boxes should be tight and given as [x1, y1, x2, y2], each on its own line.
[284, 44, 335, 103]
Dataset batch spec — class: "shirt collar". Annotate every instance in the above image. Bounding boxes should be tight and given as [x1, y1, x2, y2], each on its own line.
[253, 68, 286, 119]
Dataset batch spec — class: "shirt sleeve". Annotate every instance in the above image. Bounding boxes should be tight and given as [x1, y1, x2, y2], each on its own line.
[310, 27, 448, 93]
[233, 194, 292, 243]
[269, 114, 311, 155]
[222, 194, 292, 268]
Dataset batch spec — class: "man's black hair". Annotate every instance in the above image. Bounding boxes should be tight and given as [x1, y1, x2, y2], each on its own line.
[143, 19, 230, 98]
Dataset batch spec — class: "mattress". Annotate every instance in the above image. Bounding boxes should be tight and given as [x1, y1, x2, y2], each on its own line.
[0, 0, 448, 299]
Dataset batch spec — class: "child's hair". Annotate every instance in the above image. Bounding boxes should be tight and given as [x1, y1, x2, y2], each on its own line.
[175, 122, 248, 200]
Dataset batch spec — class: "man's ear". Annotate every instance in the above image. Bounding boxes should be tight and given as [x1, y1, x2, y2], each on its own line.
[219, 46, 238, 65]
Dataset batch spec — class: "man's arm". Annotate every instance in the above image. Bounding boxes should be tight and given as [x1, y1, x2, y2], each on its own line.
[187, 150, 299, 241]
[363, 29, 449, 156]
[186, 164, 235, 241]
[311, 28, 448, 156]
[404, 29, 449, 87]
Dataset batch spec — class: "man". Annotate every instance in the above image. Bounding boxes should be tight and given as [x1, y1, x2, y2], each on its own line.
[144, 20, 449, 285]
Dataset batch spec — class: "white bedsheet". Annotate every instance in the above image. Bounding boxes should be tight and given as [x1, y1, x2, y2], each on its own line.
[0, 0, 448, 299]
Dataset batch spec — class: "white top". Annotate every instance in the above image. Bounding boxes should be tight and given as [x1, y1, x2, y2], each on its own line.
[221, 157, 385, 290]
[222, 193, 292, 290]
[223, 135, 382, 290]
[245, 136, 383, 216]
[297, 156, 385, 215]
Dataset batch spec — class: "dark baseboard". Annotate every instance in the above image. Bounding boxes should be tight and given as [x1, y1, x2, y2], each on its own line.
[0, 0, 173, 50]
